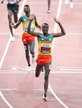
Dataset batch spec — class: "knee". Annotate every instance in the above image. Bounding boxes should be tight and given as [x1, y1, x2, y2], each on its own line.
[35, 69, 40, 77]
[44, 74, 49, 80]
[44, 69, 50, 80]
[35, 73, 39, 77]
[30, 50, 34, 55]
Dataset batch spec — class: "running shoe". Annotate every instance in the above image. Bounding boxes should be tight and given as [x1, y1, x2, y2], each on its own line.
[64, 0, 69, 4]
[43, 94, 47, 101]
[11, 36, 15, 42]
[69, 2, 73, 8]
[47, 9, 51, 13]
[26, 66, 31, 72]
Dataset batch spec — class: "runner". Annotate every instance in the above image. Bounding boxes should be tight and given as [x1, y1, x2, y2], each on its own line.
[11, 5, 41, 71]
[1, 0, 21, 41]
[28, 17, 66, 101]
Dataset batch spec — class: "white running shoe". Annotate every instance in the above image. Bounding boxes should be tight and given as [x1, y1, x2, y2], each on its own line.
[32, 57, 35, 64]
[47, 9, 50, 13]
[69, 2, 73, 8]
[64, 0, 69, 4]
[11, 36, 15, 42]
[43, 94, 47, 101]
[26, 66, 31, 72]
[49, 64, 52, 70]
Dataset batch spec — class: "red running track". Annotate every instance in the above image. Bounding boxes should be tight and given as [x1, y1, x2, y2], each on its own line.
[0, 0, 82, 108]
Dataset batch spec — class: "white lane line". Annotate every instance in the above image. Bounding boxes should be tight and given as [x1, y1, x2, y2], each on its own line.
[49, 0, 69, 108]
[0, 91, 13, 108]
[49, 84, 68, 108]
[0, 70, 82, 74]
[60, 68, 82, 71]
[57, 67, 82, 71]
[0, 88, 44, 91]
[0, 0, 26, 70]
[0, 0, 26, 108]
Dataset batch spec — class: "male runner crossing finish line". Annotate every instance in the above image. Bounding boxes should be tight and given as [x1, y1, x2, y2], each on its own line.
[28, 17, 66, 101]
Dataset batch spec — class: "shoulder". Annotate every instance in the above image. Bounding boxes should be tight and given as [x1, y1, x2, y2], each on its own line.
[19, 16, 23, 21]
[31, 14, 35, 17]
[31, 14, 36, 19]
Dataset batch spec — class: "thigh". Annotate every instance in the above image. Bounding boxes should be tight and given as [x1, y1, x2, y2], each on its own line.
[35, 64, 43, 77]
[24, 43, 29, 51]
[30, 40, 35, 51]
[44, 63, 51, 76]
[7, 9, 13, 23]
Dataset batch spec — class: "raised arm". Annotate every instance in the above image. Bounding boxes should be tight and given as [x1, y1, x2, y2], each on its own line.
[27, 16, 41, 38]
[51, 18, 66, 38]
[1, 0, 4, 3]
[35, 16, 41, 30]
[11, 17, 23, 29]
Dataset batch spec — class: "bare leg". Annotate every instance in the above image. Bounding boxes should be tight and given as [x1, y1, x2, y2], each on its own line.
[44, 63, 50, 95]
[8, 10, 14, 36]
[13, 11, 18, 23]
[24, 44, 31, 66]
[30, 40, 35, 58]
[47, 0, 51, 13]
[30, 40, 35, 64]
[35, 64, 43, 77]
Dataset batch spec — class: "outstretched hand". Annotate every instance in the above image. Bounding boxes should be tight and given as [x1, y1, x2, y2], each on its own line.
[54, 18, 60, 24]
[30, 15, 35, 22]
[10, 23, 15, 27]
[1, 0, 4, 3]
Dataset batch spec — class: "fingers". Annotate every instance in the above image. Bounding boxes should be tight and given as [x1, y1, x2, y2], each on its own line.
[39, 26, 42, 30]
[54, 18, 60, 23]
[10, 23, 14, 27]
[30, 16, 35, 21]
[1, 1, 3, 3]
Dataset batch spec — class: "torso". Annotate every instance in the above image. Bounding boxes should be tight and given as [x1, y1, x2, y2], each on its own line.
[22, 15, 35, 33]
[38, 33, 53, 55]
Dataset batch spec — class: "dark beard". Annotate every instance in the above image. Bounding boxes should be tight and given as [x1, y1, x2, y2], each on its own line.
[26, 11, 29, 14]
[43, 33, 48, 36]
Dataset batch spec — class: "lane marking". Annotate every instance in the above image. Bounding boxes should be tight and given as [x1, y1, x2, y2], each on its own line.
[0, 70, 82, 74]
[60, 68, 82, 71]
[57, 67, 82, 71]
[0, 0, 26, 108]
[49, 83, 68, 108]
[0, 91, 13, 108]
[0, 88, 44, 91]
[0, 0, 26, 70]
[49, 0, 69, 108]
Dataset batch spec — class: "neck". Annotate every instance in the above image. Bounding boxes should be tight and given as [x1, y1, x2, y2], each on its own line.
[43, 33, 48, 37]
[26, 13, 30, 18]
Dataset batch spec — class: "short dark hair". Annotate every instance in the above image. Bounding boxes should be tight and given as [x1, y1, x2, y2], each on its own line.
[42, 23, 49, 27]
[24, 5, 29, 8]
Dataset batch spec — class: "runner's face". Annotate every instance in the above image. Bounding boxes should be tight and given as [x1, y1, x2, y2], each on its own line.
[42, 24, 49, 34]
[24, 6, 30, 14]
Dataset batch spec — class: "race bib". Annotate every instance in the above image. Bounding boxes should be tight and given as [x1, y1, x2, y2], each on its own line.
[41, 44, 51, 54]
[25, 24, 28, 32]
